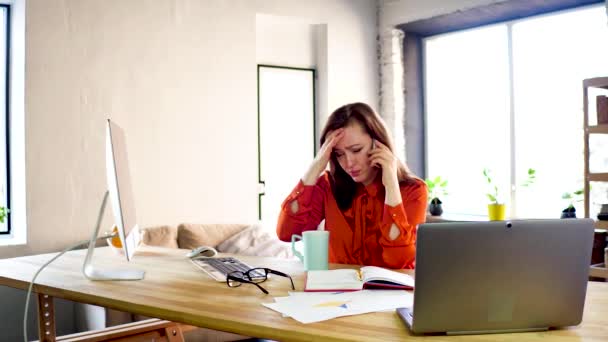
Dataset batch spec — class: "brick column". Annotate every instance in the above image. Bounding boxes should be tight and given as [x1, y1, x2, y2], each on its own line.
[377, 26, 406, 163]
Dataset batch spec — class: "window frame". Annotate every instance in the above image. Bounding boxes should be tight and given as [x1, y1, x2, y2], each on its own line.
[1, 3, 10, 235]
[397, 0, 605, 218]
[0, 0, 25, 245]
[256, 64, 316, 222]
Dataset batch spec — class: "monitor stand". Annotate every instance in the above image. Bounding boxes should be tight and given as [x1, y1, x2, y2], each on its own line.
[82, 191, 145, 281]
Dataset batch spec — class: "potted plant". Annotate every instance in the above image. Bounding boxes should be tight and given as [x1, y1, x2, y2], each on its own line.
[0, 206, 8, 224]
[561, 188, 584, 219]
[482, 168, 536, 221]
[483, 168, 505, 221]
[425, 176, 448, 216]
[0, 187, 8, 225]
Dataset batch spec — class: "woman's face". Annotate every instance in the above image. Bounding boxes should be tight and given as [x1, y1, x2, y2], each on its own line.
[332, 121, 377, 185]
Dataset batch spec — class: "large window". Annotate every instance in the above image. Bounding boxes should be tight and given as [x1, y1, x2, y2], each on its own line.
[0, 0, 25, 244]
[425, 5, 608, 218]
[0, 4, 9, 234]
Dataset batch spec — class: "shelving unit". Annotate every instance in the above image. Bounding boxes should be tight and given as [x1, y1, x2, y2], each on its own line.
[583, 77, 608, 226]
[583, 77, 608, 280]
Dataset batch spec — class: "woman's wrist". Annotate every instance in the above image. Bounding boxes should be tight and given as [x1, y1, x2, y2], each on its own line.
[302, 163, 323, 185]
[385, 192, 402, 207]
[384, 175, 402, 206]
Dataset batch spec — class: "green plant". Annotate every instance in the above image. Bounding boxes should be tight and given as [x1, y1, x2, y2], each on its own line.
[562, 188, 584, 210]
[424, 176, 448, 204]
[520, 168, 537, 187]
[0, 206, 8, 224]
[483, 168, 501, 204]
[483, 168, 537, 204]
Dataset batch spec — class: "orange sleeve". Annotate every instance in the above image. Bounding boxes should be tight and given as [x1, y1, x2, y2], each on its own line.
[378, 179, 428, 268]
[276, 177, 327, 242]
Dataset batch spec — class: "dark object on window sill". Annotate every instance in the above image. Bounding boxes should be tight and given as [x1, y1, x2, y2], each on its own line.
[428, 198, 443, 216]
[561, 206, 576, 219]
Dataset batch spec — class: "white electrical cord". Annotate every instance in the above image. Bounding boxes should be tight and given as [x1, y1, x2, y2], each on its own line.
[23, 192, 114, 342]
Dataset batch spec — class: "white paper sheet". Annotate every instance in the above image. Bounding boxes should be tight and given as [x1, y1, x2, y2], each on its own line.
[263, 290, 413, 324]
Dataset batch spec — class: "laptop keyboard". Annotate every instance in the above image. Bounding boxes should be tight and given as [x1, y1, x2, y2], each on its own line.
[192, 257, 265, 280]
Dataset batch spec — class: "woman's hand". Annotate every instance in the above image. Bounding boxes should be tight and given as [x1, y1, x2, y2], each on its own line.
[302, 128, 345, 185]
[369, 140, 401, 206]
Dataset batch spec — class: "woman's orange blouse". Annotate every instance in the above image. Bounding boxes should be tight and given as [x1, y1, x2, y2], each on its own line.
[276, 172, 427, 269]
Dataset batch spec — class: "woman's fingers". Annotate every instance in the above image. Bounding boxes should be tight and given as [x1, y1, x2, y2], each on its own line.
[372, 139, 389, 151]
[325, 130, 344, 154]
[368, 142, 393, 168]
[368, 149, 389, 160]
[330, 129, 345, 145]
[328, 128, 344, 141]
[318, 129, 345, 164]
[369, 154, 389, 168]
[321, 129, 344, 151]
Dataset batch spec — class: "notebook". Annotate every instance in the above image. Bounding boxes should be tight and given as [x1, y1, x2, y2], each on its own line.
[305, 266, 414, 292]
[398, 219, 594, 335]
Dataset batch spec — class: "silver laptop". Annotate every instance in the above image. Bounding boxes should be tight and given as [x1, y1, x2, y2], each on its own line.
[398, 219, 594, 335]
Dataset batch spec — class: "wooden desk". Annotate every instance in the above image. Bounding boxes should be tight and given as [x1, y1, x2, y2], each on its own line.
[1, 246, 608, 341]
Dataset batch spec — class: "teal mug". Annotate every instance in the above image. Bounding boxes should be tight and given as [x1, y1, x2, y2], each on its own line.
[291, 230, 329, 270]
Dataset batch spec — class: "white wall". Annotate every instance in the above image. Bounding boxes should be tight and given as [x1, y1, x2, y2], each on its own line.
[0, 0, 378, 339]
[256, 0, 378, 115]
[256, 14, 330, 127]
[0, 0, 378, 259]
[256, 14, 319, 68]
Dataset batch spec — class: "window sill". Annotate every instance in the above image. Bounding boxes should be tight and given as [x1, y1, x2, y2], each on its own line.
[426, 213, 489, 223]
[0, 234, 26, 246]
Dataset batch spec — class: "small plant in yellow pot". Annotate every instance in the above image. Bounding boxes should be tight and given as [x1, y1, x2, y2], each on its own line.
[483, 168, 506, 221]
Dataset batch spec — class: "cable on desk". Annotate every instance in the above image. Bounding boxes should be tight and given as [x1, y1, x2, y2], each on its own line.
[23, 192, 114, 342]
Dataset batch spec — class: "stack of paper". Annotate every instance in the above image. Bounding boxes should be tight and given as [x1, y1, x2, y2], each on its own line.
[262, 290, 413, 324]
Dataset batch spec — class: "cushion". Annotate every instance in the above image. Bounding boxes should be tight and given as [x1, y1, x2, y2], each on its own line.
[177, 223, 248, 250]
[140, 225, 179, 249]
[216, 223, 294, 259]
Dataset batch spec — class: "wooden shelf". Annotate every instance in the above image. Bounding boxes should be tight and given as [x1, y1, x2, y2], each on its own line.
[596, 220, 608, 229]
[587, 124, 608, 134]
[577, 77, 605, 217]
[584, 77, 608, 89]
[588, 173, 608, 182]
[590, 263, 608, 279]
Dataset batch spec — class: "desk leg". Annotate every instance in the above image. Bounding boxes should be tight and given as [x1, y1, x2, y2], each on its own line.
[37, 294, 56, 342]
[165, 324, 185, 341]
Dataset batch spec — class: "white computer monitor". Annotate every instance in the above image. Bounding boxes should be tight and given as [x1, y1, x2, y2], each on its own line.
[82, 119, 145, 281]
[105, 119, 141, 262]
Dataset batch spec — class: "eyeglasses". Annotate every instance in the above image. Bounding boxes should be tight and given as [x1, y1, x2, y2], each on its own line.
[226, 268, 295, 294]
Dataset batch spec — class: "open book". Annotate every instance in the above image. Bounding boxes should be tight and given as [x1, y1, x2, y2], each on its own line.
[304, 266, 414, 292]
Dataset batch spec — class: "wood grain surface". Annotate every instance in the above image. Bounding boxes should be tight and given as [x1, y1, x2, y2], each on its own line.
[1, 246, 607, 341]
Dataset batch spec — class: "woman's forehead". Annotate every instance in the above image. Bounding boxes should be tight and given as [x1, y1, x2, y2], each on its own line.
[334, 122, 369, 149]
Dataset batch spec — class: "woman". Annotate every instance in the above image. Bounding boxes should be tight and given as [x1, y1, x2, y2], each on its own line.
[276, 102, 427, 269]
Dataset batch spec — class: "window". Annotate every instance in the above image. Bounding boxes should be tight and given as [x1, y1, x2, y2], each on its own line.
[0, 4, 9, 234]
[0, 0, 25, 244]
[425, 5, 608, 218]
[257, 65, 315, 228]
